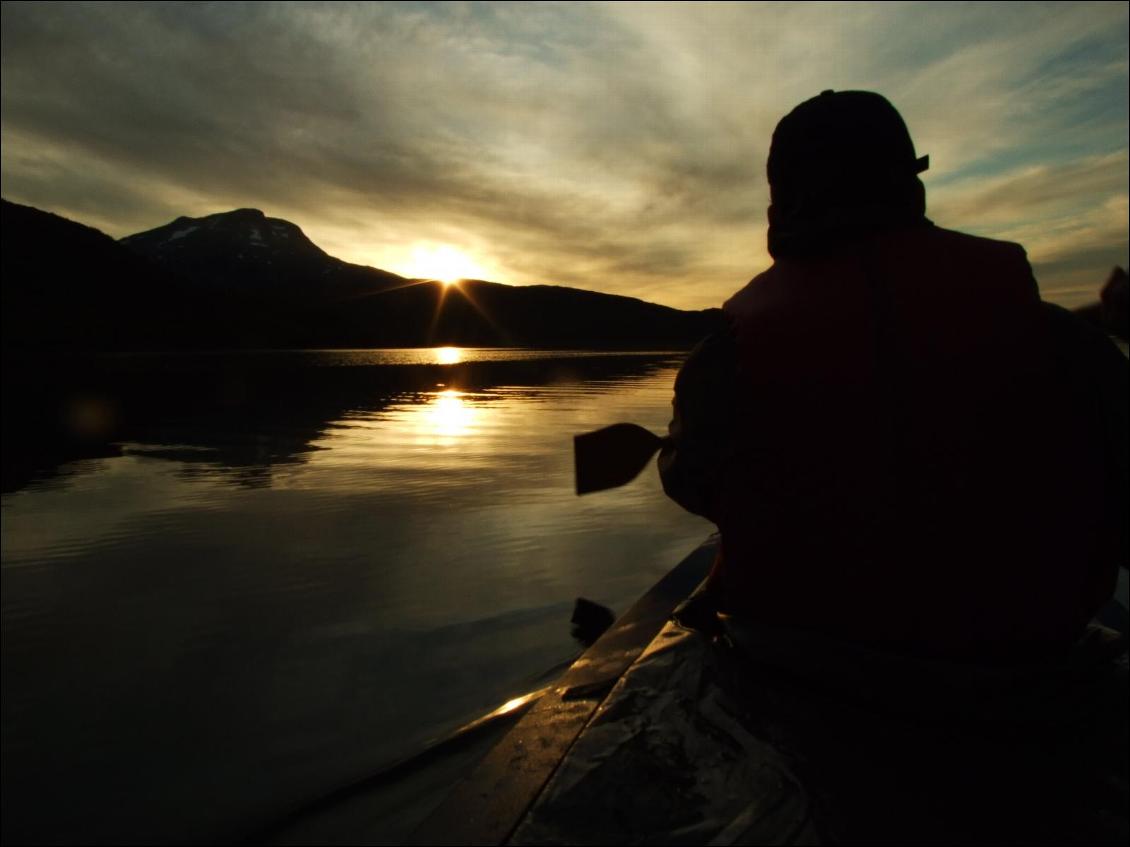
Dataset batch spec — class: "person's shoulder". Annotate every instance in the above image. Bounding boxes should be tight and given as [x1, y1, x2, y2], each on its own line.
[722, 259, 804, 320]
[910, 225, 1037, 301]
[722, 268, 772, 318]
[922, 225, 1031, 267]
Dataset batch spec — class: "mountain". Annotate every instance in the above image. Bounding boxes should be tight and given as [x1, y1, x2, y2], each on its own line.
[120, 207, 723, 348]
[1, 200, 205, 350]
[2, 201, 723, 350]
[120, 208, 404, 295]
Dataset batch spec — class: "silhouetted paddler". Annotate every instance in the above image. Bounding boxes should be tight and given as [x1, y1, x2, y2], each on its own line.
[659, 90, 1128, 662]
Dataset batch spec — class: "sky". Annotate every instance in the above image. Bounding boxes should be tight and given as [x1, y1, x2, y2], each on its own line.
[1, 1, 1126, 310]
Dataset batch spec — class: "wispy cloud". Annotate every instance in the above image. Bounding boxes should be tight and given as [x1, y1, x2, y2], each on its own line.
[2, 1, 1125, 309]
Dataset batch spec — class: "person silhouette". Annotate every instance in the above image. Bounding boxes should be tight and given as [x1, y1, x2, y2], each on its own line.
[659, 90, 1128, 662]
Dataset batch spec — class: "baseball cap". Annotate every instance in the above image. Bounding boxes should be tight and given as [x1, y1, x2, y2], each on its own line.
[767, 90, 929, 191]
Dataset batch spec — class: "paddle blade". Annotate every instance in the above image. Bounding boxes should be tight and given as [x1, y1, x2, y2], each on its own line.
[574, 423, 664, 495]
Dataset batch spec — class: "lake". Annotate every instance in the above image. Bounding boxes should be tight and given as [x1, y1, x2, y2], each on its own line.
[0, 348, 712, 844]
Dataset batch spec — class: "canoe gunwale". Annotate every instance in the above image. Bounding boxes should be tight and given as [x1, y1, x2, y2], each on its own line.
[410, 534, 720, 846]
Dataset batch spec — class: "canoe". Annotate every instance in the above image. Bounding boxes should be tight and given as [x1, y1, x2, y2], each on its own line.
[412, 536, 1129, 846]
[250, 538, 714, 845]
[410, 536, 720, 846]
[256, 536, 1127, 844]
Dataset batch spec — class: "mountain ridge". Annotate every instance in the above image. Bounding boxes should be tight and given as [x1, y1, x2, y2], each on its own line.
[2, 200, 723, 351]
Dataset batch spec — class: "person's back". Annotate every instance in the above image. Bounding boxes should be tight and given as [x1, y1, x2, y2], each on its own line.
[661, 91, 1125, 662]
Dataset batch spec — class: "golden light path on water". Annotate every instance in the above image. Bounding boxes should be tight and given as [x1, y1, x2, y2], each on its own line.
[435, 346, 462, 365]
[0, 347, 720, 847]
[415, 349, 477, 442]
[3, 343, 1129, 845]
[417, 389, 482, 442]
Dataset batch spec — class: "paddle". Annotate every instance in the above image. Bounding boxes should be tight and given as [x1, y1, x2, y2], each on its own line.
[574, 423, 666, 495]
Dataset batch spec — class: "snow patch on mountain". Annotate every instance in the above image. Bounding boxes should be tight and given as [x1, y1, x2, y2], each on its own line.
[166, 225, 199, 242]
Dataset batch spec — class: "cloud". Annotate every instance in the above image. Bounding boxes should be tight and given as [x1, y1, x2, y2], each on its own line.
[2, 1, 1126, 310]
[930, 151, 1129, 300]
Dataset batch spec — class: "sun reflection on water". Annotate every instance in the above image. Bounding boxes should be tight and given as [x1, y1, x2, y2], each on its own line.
[435, 346, 462, 365]
[419, 389, 480, 441]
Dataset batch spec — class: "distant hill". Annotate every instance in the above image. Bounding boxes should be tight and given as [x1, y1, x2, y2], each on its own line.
[1, 200, 204, 350]
[2, 200, 722, 350]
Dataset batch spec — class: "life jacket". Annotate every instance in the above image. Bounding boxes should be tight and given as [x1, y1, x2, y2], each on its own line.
[712, 223, 1118, 662]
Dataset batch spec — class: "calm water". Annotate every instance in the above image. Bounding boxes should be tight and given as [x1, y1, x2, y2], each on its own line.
[1, 349, 712, 844]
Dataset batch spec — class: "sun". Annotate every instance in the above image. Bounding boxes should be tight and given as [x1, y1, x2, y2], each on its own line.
[405, 242, 489, 285]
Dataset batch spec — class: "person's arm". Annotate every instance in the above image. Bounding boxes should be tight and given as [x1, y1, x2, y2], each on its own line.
[657, 326, 739, 523]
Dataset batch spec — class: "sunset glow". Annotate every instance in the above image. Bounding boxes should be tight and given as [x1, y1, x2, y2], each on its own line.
[1, 3, 1125, 308]
[405, 243, 488, 285]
